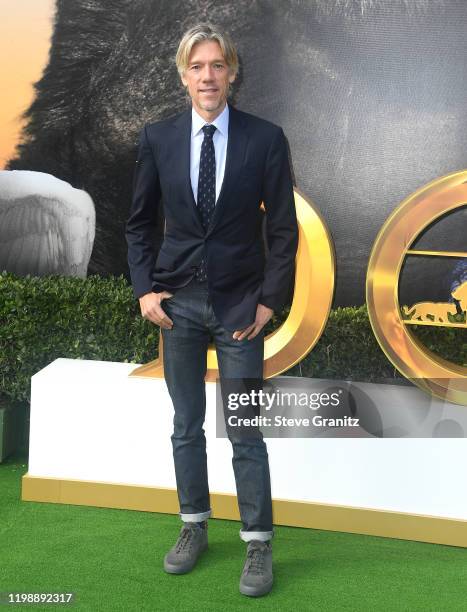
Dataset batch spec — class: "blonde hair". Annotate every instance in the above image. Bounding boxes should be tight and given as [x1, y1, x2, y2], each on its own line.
[175, 23, 239, 78]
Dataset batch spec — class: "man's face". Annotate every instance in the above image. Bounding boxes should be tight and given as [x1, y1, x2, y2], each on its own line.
[181, 40, 236, 116]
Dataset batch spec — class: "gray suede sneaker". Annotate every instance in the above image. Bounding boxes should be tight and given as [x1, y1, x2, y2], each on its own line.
[239, 540, 273, 597]
[163, 522, 208, 574]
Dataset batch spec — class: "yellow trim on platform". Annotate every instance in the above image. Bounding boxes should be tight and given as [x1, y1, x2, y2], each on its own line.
[21, 474, 466, 548]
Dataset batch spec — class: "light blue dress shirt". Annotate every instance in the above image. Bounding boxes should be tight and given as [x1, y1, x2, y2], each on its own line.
[190, 102, 229, 205]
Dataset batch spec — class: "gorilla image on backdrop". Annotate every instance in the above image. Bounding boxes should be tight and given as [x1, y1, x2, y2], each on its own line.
[5, 0, 467, 307]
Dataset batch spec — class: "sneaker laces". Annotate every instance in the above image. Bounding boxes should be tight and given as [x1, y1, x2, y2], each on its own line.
[175, 524, 199, 553]
[246, 542, 268, 574]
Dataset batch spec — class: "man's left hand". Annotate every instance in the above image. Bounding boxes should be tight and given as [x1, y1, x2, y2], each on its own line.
[233, 303, 274, 341]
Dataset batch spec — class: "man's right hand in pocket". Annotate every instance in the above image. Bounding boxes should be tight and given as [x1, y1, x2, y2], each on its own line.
[139, 291, 174, 329]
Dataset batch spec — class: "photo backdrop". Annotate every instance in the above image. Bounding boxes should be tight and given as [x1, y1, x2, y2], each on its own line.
[4, 0, 467, 306]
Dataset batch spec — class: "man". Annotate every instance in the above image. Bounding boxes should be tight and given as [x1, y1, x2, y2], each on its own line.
[125, 23, 298, 597]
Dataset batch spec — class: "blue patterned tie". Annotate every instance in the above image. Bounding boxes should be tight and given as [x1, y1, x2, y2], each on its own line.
[194, 124, 217, 282]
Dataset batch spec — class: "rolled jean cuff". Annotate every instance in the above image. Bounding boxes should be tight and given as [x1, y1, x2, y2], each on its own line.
[240, 529, 274, 542]
[180, 509, 211, 522]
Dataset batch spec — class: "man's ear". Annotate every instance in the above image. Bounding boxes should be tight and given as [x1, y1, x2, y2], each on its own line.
[181, 72, 187, 88]
[228, 70, 236, 84]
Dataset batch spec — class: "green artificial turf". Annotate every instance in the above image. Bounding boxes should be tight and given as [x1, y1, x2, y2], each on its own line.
[1, 455, 466, 611]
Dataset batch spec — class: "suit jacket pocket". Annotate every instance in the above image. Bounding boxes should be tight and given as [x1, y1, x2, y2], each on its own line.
[228, 252, 265, 276]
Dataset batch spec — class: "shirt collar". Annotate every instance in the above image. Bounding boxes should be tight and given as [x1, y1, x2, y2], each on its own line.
[191, 102, 229, 138]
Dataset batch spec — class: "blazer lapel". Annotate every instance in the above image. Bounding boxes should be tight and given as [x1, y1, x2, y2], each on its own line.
[172, 108, 204, 232]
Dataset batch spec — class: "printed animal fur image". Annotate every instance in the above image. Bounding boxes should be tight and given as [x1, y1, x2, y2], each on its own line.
[6, 0, 467, 307]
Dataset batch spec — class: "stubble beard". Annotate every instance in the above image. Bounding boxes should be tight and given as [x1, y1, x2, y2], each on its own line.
[198, 95, 224, 113]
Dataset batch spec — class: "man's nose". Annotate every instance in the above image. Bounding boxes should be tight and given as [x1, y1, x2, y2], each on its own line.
[201, 65, 215, 80]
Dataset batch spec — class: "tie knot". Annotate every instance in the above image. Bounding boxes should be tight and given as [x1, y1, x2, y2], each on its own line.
[202, 124, 217, 139]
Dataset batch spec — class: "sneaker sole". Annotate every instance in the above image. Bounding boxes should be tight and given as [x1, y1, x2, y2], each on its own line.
[239, 579, 273, 597]
[163, 559, 196, 574]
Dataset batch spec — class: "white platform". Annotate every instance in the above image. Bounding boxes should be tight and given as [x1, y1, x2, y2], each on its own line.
[28, 358, 467, 521]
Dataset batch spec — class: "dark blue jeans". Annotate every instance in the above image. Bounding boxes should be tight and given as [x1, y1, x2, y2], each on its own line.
[161, 277, 273, 542]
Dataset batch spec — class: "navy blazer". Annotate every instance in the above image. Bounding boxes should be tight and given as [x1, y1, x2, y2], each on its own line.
[125, 103, 298, 332]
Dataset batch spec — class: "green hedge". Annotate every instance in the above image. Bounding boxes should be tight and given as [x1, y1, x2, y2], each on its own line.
[0, 271, 464, 403]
